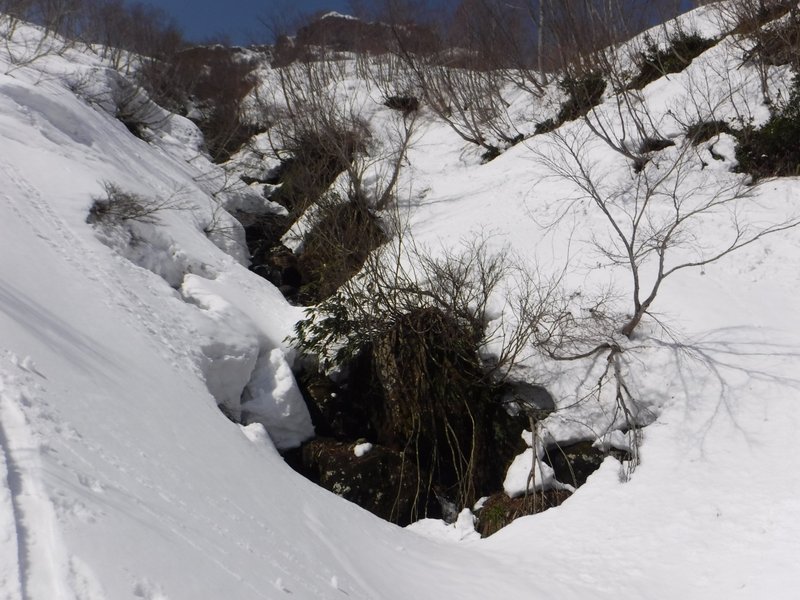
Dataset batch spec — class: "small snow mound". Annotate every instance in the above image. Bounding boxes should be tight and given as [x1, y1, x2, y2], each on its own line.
[406, 509, 481, 543]
[353, 442, 373, 457]
[132, 579, 170, 599]
[503, 449, 574, 497]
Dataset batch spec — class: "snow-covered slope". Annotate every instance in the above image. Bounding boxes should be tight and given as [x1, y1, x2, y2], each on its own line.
[1, 8, 800, 600]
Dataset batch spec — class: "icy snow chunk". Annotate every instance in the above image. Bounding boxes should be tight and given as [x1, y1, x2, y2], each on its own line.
[241, 349, 314, 451]
[503, 449, 574, 498]
[181, 275, 262, 417]
[521, 429, 533, 447]
[710, 133, 738, 165]
[193, 336, 259, 420]
[473, 496, 489, 511]
[353, 442, 373, 457]
[239, 423, 278, 455]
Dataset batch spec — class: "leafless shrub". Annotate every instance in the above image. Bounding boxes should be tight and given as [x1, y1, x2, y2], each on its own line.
[0, 0, 79, 71]
[145, 46, 263, 162]
[87, 181, 187, 226]
[292, 232, 546, 514]
[293, 231, 540, 380]
[540, 126, 800, 338]
[259, 50, 418, 213]
[385, 18, 522, 156]
[711, 0, 800, 102]
[109, 75, 170, 139]
[80, 0, 184, 73]
[531, 92, 800, 472]
[295, 192, 388, 304]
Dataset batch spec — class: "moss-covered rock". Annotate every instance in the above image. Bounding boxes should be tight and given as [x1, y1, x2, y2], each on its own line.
[475, 490, 572, 537]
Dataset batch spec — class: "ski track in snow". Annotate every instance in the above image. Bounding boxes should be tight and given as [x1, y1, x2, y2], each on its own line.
[0, 368, 75, 600]
[0, 356, 109, 600]
[0, 378, 24, 600]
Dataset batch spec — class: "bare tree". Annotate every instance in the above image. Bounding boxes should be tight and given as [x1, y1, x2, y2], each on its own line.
[0, 0, 80, 70]
[710, 0, 799, 103]
[539, 124, 800, 340]
[524, 26, 800, 471]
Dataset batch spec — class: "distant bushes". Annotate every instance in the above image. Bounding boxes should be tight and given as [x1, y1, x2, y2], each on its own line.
[686, 119, 733, 145]
[735, 74, 800, 179]
[535, 73, 606, 134]
[296, 194, 386, 305]
[1, 0, 261, 162]
[627, 31, 716, 90]
[747, 8, 800, 68]
[150, 46, 262, 162]
[727, 0, 796, 35]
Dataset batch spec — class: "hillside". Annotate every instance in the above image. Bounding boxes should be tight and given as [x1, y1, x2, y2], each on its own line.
[1, 3, 800, 599]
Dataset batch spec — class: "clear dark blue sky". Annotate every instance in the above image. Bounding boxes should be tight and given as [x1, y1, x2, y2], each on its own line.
[146, 0, 355, 45]
[146, 0, 698, 46]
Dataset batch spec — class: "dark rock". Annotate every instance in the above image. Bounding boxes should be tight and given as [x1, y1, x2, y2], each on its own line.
[216, 403, 238, 423]
[280, 265, 302, 289]
[296, 438, 435, 525]
[542, 439, 630, 488]
[297, 370, 372, 440]
[480, 145, 502, 163]
[502, 381, 556, 421]
[278, 284, 299, 302]
[240, 214, 291, 274]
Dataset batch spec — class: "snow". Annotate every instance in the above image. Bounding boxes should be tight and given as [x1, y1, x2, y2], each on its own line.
[0, 7, 799, 600]
[319, 11, 358, 22]
[240, 348, 315, 450]
[503, 448, 575, 497]
[353, 442, 373, 457]
[406, 509, 481, 543]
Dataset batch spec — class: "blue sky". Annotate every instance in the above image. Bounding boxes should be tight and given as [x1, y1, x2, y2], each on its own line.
[146, 0, 698, 46]
[147, 0, 354, 44]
